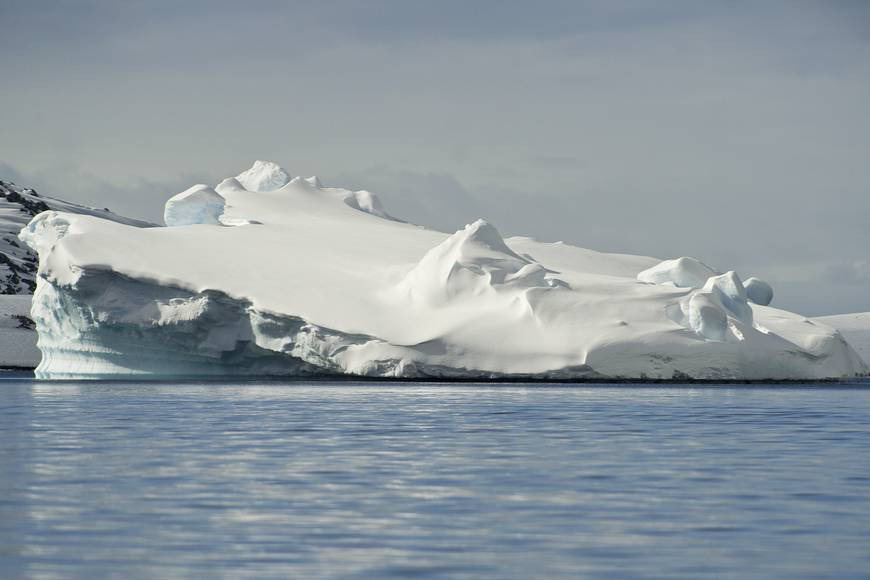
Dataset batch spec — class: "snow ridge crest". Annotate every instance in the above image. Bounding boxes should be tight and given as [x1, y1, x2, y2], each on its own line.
[235, 160, 291, 192]
[397, 219, 565, 305]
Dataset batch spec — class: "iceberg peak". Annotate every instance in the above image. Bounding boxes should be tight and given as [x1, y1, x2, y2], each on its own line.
[397, 219, 564, 305]
[235, 160, 291, 192]
[430, 219, 528, 271]
[457, 219, 518, 254]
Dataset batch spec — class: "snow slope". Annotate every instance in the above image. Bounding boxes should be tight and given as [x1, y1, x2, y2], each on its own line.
[19, 161, 868, 380]
[814, 313, 870, 366]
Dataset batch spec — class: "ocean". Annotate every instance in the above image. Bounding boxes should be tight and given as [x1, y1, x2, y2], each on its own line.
[2, 375, 870, 578]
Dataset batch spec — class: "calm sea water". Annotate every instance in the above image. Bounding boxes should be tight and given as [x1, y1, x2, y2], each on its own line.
[1, 375, 870, 579]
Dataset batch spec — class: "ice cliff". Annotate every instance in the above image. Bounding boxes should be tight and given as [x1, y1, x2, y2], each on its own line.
[19, 161, 869, 380]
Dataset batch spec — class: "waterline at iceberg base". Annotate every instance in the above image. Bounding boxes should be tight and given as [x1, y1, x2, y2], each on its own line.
[20, 161, 868, 381]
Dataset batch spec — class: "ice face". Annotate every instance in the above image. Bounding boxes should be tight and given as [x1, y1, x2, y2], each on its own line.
[235, 160, 291, 192]
[164, 185, 225, 226]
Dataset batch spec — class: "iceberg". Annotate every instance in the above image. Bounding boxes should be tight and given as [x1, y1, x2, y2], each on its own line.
[19, 161, 869, 380]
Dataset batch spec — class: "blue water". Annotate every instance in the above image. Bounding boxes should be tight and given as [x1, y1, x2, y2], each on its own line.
[2, 376, 870, 579]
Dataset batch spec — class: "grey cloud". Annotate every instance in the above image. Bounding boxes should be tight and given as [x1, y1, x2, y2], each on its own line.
[825, 261, 870, 286]
[529, 156, 583, 170]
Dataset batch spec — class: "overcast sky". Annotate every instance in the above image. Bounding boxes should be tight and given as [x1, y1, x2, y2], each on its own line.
[1, 0, 868, 315]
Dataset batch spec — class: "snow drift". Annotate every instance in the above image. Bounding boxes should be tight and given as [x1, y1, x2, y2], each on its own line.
[395, 219, 566, 305]
[637, 256, 718, 288]
[19, 161, 868, 380]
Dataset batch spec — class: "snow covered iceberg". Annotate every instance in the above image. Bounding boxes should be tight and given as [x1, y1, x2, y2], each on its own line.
[19, 161, 868, 380]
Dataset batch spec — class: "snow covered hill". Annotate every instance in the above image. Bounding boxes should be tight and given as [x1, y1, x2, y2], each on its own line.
[18, 161, 870, 380]
[0, 179, 152, 367]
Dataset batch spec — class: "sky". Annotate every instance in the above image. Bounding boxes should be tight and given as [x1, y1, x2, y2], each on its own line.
[1, 0, 868, 315]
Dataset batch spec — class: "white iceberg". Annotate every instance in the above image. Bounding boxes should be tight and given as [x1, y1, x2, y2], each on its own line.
[18, 161, 869, 380]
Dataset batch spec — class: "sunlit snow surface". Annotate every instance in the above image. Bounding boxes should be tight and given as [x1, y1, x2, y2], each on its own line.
[19, 162, 869, 380]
